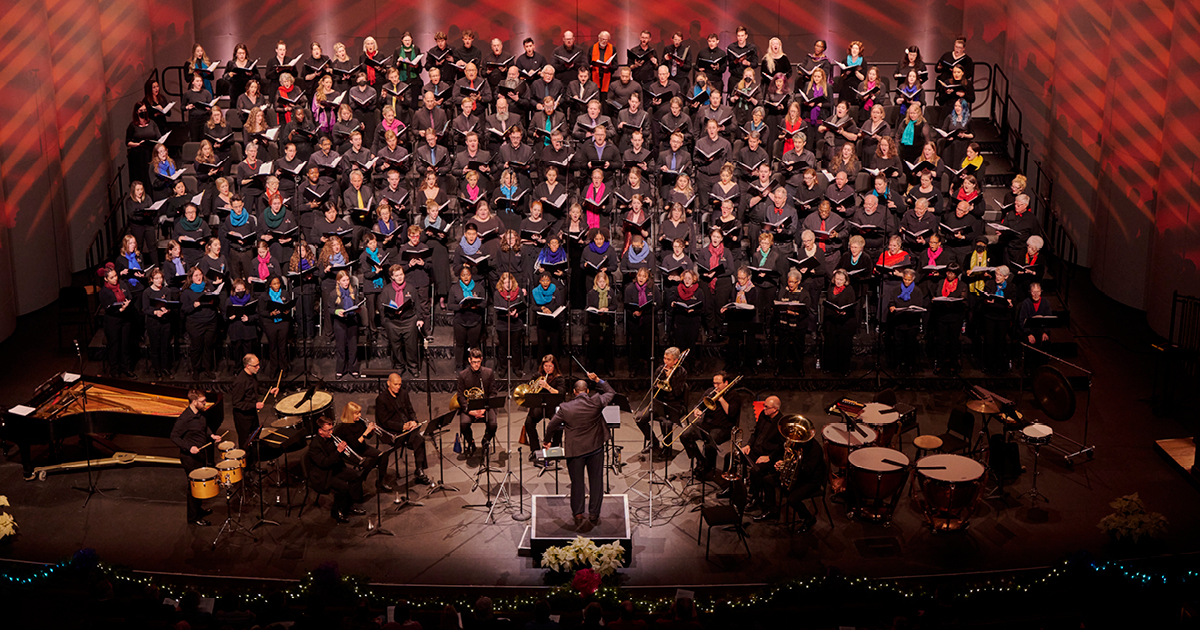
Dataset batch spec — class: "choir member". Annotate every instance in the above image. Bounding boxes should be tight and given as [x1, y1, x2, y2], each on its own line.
[359, 232, 387, 339]
[760, 37, 792, 85]
[329, 270, 360, 378]
[183, 72, 214, 142]
[585, 271, 619, 374]
[981, 266, 1014, 373]
[668, 269, 706, 353]
[999, 194, 1041, 265]
[624, 266, 659, 376]
[126, 102, 161, 188]
[181, 266, 219, 379]
[289, 235, 320, 338]
[173, 203, 210, 268]
[823, 268, 859, 375]
[142, 267, 176, 378]
[99, 263, 137, 377]
[220, 194, 258, 280]
[380, 265, 426, 377]
[449, 264, 485, 370]
[929, 262, 966, 374]
[897, 102, 934, 169]
[607, 64, 640, 110]
[493, 271, 527, 377]
[748, 232, 786, 307]
[225, 279, 258, 367]
[258, 274, 292, 383]
[149, 143, 180, 201]
[531, 271, 565, 361]
[774, 269, 808, 375]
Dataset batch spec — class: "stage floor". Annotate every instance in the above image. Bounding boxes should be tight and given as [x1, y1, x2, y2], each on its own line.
[1, 273, 1198, 587]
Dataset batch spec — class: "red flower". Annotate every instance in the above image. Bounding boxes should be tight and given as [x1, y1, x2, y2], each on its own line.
[572, 568, 601, 597]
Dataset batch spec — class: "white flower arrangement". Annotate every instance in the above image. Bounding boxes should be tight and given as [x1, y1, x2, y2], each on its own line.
[540, 536, 626, 577]
[0, 496, 16, 541]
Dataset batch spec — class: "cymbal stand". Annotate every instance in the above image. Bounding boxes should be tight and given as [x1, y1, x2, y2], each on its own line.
[211, 481, 257, 549]
[1019, 342, 1095, 466]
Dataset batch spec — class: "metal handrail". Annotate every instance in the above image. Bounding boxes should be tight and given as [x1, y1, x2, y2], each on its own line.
[86, 164, 128, 270]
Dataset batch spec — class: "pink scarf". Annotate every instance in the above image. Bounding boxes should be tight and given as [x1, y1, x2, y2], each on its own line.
[257, 253, 272, 280]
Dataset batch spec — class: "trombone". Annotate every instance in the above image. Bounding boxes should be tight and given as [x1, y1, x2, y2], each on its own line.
[633, 348, 690, 420]
[662, 375, 742, 446]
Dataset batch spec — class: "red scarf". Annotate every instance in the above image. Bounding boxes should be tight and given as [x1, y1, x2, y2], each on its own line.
[1032, 298, 1042, 312]
[677, 282, 699, 301]
[832, 285, 846, 296]
[391, 281, 406, 305]
[879, 250, 906, 266]
[365, 50, 377, 83]
[278, 85, 295, 123]
[107, 281, 125, 303]
[941, 278, 958, 297]
[1026, 251, 1039, 265]
[499, 287, 519, 302]
[707, 242, 724, 291]
[957, 188, 979, 202]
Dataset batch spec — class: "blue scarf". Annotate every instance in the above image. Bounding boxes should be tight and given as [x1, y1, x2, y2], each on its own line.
[268, 288, 284, 322]
[996, 280, 1007, 298]
[172, 257, 185, 276]
[124, 252, 142, 286]
[899, 282, 915, 301]
[901, 120, 916, 146]
[331, 252, 346, 266]
[339, 286, 353, 310]
[459, 278, 476, 298]
[533, 282, 556, 305]
[377, 218, 397, 235]
[501, 184, 517, 199]
[538, 246, 566, 266]
[459, 235, 482, 255]
[189, 281, 206, 293]
[230, 209, 249, 227]
[588, 241, 610, 255]
[300, 257, 313, 271]
[230, 291, 251, 306]
[627, 244, 650, 264]
[366, 247, 383, 288]
[845, 55, 861, 68]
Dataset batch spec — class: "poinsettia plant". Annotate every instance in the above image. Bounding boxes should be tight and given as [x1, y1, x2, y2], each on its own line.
[0, 496, 16, 542]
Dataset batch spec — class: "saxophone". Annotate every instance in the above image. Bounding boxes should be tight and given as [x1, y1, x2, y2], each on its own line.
[777, 414, 816, 491]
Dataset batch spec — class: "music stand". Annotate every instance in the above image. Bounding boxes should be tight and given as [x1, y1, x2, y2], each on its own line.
[522, 391, 565, 474]
[603, 396, 632, 491]
[425, 410, 462, 499]
[248, 424, 279, 531]
[366, 444, 402, 537]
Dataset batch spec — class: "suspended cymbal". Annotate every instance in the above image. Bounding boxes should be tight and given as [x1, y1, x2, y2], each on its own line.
[1034, 365, 1076, 422]
[967, 399, 1001, 414]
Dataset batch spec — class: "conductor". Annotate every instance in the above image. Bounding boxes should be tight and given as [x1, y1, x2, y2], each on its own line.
[545, 372, 616, 527]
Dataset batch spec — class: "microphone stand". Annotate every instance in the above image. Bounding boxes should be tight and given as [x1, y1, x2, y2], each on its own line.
[248, 424, 279, 531]
[70, 341, 114, 507]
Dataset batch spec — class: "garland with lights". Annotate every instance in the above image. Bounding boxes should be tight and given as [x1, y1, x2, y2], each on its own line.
[0, 550, 1196, 614]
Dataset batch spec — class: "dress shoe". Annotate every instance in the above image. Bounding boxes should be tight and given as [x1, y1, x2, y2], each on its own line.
[573, 514, 584, 527]
[464, 441, 477, 457]
[348, 507, 367, 515]
[191, 519, 211, 527]
[414, 472, 433, 485]
[753, 510, 779, 522]
[589, 515, 601, 525]
[527, 452, 538, 463]
[332, 512, 349, 524]
[716, 486, 732, 499]
[794, 517, 817, 534]
[377, 482, 395, 492]
[199, 507, 213, 518]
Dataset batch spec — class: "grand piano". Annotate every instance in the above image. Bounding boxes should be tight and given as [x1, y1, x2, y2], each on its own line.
[3, 372, 224, 479]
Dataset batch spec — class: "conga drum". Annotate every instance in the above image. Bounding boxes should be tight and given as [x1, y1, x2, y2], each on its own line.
[189, 467, 220, 499]
[859, 403, 901, 447]
[847, 447, 909, 523]
[822, 422, 878, 469]
[216, 459, 243, 485]
[916, 454, 986, 531]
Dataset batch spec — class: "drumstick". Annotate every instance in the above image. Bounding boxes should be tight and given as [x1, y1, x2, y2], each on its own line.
[881, 458, 909, 468]
[196, 429, 229, 448]
[261, 370, 283, 405]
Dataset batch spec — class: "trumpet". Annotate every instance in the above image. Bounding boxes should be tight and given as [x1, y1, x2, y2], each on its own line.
[449, 386, 484, 411]
[331, 435, 365, 466]
[663, 375, 742, 446]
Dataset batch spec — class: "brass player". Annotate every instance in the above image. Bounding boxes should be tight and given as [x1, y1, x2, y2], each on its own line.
[374, 373, 432, 486]
[678, 372, 741, 477]
[306, 417, 367, 524]
[456, 347, 498, 456]
[334, 402, 386, 493]
[721, 395, 785, 522]
[635, 347, 688, 457]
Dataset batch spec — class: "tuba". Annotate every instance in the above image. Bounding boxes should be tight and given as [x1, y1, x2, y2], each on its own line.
[776, 414, 816, 491]
[449, 387, 484, 411]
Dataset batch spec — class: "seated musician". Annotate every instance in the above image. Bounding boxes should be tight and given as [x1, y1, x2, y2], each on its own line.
[170, 390, 222, 526]
[306, 417, 367, 524]
[375, 373, 432, 486]
[777, 427, 825, 533]
[680, 372, 741, 477]
[720, 395, 784, 522]
[635, 347, 688, 457]
[522, 355, 566, 464]
[335, 402, 388, 493]
[457, 347, 498, 457]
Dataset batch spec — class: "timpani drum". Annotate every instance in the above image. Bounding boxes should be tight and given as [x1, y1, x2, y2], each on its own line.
[275, 390, 333, 421]
[223, 448, 247, 469]
[822, 422, 878, 469]
[216, 460, 243, 485]
[189, 467, 220, 499]
[847, 447, 910, 523]
[859, 403, 901, 447]
[915, 454, 986, 531]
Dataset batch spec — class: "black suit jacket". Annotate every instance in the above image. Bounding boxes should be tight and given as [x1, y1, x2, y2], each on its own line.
[375, 387, 416, 434]
[305, 435, 344, 492]
[748, 409, 785, 464]
[456, 366, 497, 421]
[547, 379, 616, 456]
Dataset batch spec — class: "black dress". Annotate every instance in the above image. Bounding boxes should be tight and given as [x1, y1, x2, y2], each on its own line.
[822, 285, 858, 374]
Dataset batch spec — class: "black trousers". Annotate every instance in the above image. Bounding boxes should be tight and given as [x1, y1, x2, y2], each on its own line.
[453, 322, 483, 371]
[228, 248, 255, 281]
[626, 313, 654, 374]
[933, 314, 964, 368]
[748, 460, 778, 511]
[360, 292, 380, 333]
[524, 406, 561, 450]
[670, 314, 702, 352]
[186, 319, 217, 374]
[233, 409, 259, 450]
[261, 318, 290, 376]
[146, 317, 173, 372]
[636, 401, 680, 446]
[460, 411, 497, 444]
[586, 319, 615, 374]
[326, 468, 365, 514]
[982, 317, 1010, 372]
[332, 318, 358, 374]
[824, 319, 856, 373]
[103, 315, 132, 373]
[181, 453, 207, 522]
[383, 316, 422, 375]
[567, 447, 606, 518]
[382, 429, 429, 470]
[680, 424, 730, 471]
[892, 324, 920, 368]
[783, 479, 823, 521]
[495, 327, 525, 375]
[535, 321, 562, 363]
